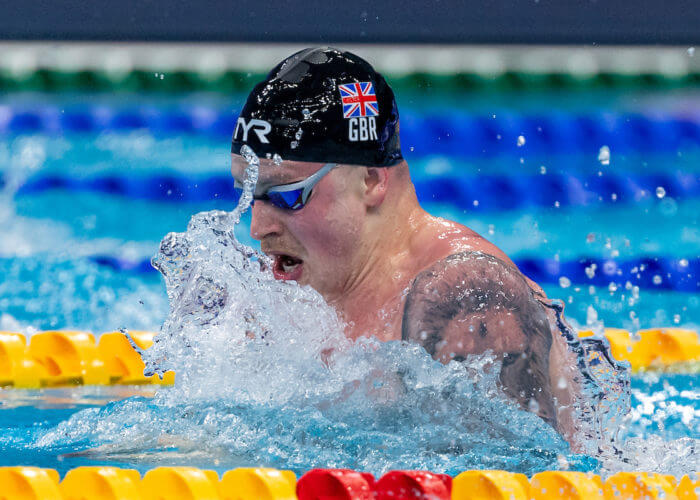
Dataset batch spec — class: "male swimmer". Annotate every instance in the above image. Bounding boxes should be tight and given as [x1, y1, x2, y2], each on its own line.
[229, 47, 615, 446]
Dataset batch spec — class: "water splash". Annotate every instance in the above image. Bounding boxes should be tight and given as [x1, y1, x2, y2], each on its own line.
[29, 147, 695, 477]
[32, 146, 585, 476]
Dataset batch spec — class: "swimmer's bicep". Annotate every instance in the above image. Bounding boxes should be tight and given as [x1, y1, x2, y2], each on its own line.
[401, 251, 539, 362]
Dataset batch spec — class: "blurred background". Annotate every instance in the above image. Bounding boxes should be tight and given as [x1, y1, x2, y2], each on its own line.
[0, 0, 698, 334]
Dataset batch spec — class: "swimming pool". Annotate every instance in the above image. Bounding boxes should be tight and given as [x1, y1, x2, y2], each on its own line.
[0, 56, 698, 490]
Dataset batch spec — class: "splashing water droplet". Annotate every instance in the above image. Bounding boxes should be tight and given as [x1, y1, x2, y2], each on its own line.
[272, 153, 283, 166]
[540, 165, 547, 175]
[517, 135, 526, 147]
[598, 145, 610, 165]
[559, 276, 571, 288]
[585, 263, 597, 279]
[688, 47, 696, 57]
[655, 186, 666, 199]
[653, 275, 662, 285]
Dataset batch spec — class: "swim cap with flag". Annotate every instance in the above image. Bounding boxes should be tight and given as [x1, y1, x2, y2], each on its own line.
[231, 47, 403, 167]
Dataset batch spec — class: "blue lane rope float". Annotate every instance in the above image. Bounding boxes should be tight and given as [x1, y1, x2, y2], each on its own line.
[12, 170, 699, 210]
[89, 254, 699, 292]
[1, 105, 700, 158]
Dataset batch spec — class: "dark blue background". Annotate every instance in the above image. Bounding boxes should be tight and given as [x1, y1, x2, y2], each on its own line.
[1, 0, 699, 44]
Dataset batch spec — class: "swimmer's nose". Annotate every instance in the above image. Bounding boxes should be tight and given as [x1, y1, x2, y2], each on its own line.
[250, 201, 283, 241]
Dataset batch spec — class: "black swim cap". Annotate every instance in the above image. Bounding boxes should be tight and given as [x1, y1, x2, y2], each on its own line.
[231, 47, 402, 167]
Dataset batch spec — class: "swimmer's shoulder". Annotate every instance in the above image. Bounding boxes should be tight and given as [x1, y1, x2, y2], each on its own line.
[413, 214, 515, 268]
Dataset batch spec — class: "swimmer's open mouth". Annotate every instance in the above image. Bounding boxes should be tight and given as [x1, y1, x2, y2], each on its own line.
[272, 253, 304, 282]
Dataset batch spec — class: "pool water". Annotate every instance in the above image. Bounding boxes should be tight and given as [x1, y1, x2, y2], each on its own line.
[0, 88, 698, 478]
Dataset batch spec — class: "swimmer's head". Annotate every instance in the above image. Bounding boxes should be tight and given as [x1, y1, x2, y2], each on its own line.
[231, 48, 414, 301]
[231, 47, 402, 167]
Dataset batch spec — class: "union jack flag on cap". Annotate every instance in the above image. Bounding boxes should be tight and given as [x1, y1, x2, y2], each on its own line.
[338, 82, 379, 119]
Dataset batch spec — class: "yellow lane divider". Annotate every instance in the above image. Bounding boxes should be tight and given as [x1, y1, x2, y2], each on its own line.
[0, 331, 174, 388]
[0, 466, 697, 500]
[579, 328, 700, 372]
[0, 326, 698, 388]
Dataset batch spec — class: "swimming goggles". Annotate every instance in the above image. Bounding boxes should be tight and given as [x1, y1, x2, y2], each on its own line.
[233, 163, 337, 211]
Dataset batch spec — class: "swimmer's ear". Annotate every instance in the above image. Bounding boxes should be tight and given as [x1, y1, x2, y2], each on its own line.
[362, 167, 389, 208]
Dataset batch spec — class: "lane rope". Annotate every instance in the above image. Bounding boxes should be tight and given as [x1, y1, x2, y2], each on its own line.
[9, 170, 699, 210]
[1, 105, 700, 158]
[87, 254, 699, 292]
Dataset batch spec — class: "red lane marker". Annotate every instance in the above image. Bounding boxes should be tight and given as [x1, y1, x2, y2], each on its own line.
[375, 470, 451, 500]
[297, 468, 375, 500]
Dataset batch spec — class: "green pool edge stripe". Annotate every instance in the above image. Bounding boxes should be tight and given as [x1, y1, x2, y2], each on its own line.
[1, 69, 699, 92]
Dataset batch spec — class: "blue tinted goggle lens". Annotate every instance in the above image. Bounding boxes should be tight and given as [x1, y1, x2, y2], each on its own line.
[233, 186, 306, 211]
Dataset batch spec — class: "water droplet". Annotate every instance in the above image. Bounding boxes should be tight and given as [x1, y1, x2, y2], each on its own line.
[559, 276, 571, 288]
[290, 141, 299, 149]
[598, 145, 610, 165]
[539, 165, 547, 175]
[527, 399, 540, 413]
[585, 263, 597, 279]
[409, 146, 415, 152]
[517, 135, 526, 147]
[473, 200, 479, 207]
[689, 47, 696, 57]
[554, 201, 560, 208]
[679, 258, 688, 267]
[652, 275, 662, 285]
[608, 282, 618, 293]
[272, 153, 283, 166]
[586, 233, 596, 243]
[673, 314, 681, 324]
[295, 129, 303, 140]
[655, 186, 666, 199]
[488, 224, 495, 235]
[302, 108, 311, 118]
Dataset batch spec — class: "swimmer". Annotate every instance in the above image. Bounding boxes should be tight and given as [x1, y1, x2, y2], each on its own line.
[230, 47, 617, 447]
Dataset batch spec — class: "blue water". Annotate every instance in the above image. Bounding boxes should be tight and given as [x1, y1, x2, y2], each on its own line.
[0, 90, 698, 477]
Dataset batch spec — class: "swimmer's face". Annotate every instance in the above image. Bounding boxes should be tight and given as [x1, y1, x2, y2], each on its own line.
[231, 154, 367, 300]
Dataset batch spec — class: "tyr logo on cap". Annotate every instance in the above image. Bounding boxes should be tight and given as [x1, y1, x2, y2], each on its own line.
[234, 118, 272, 144]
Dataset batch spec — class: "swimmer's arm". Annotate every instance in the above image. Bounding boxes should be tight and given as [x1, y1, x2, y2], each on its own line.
[401, 251, 558, 426]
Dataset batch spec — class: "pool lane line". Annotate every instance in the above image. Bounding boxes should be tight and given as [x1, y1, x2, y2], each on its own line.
[0, 461, 698, 498]
[87, 254, 699, 293]
[1, 105, 700, 158]
[1, 328, 697, 390]
[11, 170, 700, 210]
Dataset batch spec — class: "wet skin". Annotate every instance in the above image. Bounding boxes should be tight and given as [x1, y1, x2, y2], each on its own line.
[231, 155, 580, 444]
